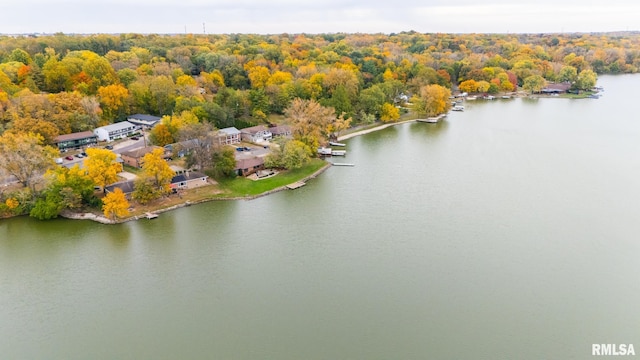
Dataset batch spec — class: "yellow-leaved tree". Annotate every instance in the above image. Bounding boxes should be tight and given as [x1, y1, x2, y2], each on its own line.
[380, 103, 400, 123]
[97, 84, 129, 121]
[412, 84, 452, 117]
[141, 148, 175, 193]
[84, 148, 121, 189]
[102, 188, 130, 220]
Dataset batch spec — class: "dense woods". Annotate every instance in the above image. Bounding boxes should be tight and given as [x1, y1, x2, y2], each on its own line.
[0, 31, 637, 218]
[1, 31, 637, 138]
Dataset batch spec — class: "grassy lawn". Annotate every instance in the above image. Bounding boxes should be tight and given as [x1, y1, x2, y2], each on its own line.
[214, 158, 328, 197]
[123, 164, 143, 174]
[559, 91, 597, 99]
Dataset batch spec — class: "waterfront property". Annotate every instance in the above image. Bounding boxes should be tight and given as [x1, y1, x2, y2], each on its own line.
[104, 180, 135, 199]
[126, 114, 162, 129]
[54, 131, 98, 151]
[94, 121, 138, 142]
[170, 171, 209, 190]
[235, 156, 265, 176]
[218, 127, 241, 145]
[241, 125, 272, 143]
[541, 82, 571, 94]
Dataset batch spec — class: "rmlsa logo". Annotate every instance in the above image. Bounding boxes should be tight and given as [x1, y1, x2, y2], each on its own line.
[592, 344, 635, 356]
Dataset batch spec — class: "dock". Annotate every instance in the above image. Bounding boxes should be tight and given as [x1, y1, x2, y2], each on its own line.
[331, 150, 346, 156]
[145, 212, 158, 219]
[332, 163, 355, 167]
[329, 141, 346, 147]
[286, 181, 306, 190]
[417, 113, 446, 123]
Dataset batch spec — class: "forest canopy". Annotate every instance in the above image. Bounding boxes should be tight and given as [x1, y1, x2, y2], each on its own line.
[0, 31, 637, 138]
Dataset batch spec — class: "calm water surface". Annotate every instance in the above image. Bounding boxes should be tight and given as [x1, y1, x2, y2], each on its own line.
[2, 75, 640, 359]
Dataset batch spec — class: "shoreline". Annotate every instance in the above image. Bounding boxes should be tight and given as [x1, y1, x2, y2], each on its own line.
[60, 162, 333, 225]
[337, 118, 418, 141]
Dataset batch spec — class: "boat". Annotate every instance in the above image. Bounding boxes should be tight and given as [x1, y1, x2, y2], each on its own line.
[329, 141, 346, 147]
[484, 95, 496, 100]
[501, 95, 511, 99]
[331, 150, 346, 156]
[145, 212, 158, 219]
[466, 96, 477, 100]
[317, 147, 332, 155]
[452, 105, 464, 111]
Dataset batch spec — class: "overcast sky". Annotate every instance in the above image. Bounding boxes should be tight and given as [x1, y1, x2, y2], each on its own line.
[1, 0, 639, 35]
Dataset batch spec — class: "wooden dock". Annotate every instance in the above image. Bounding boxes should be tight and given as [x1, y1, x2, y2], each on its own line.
[332, 163, 355, 167]
[417, 113, 446, 123]
[286, 181, 306, 190]
[145, 212, 158, 219]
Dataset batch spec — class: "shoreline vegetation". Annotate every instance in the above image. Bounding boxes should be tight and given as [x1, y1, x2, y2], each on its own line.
[7, 88, 602, 225]
[0, 31, 616, 223]
[60, 159, 331, 224]
[67, 89, 591, 224]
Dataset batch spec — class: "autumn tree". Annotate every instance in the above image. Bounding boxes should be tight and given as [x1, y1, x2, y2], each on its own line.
[522, 75, 547, 94]
[574, 69, 597, 91]
[141, 148, 175, 193]
[412, 84, 451, 117]
[84, 148, 121, 188]
[98, 83, 129, 121]
[0, 132, 58, 193]
[102, 188, 130, 220]
[458, 79, 477, 93]
[380, 103, 400, 123]
[285, 98, 352, 149]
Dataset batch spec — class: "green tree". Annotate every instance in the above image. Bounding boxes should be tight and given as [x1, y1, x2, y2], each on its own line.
[30, 165, 97, 220]
[209, 147, 236, 178]
[522, 75, 547, 94]
[558, 66, 578, 83]
[132, 178, 158, 205]
[281, 140, 311, 169]
[575, 69, 597, 91]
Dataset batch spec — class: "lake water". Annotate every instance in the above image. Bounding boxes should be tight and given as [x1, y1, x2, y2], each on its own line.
[1, 75, 639, 359]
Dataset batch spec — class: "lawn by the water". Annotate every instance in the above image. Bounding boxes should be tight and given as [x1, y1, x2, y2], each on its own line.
[215, 158, 328, 197]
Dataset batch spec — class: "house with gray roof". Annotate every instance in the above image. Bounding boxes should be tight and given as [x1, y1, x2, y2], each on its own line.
[127, 114, 162, 129]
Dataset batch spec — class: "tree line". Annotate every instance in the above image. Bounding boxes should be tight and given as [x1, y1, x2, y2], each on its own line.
[1, 30, 631, 219]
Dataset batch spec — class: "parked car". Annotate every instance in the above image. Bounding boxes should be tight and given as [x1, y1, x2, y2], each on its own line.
[74, 154, 83, 158]
[131, 136, 139, 140]
[81, 152, 87, 157]
[236, 147, 244, 151]
[55, 158, 64, 164]
[105, 145, 113, 150]
[65, 156, 74, 160]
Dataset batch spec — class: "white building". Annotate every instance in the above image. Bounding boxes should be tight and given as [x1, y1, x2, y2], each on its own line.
[94, 121, 138, 142]
[240, 125, 272, 143]
[218, 127, 241, 145]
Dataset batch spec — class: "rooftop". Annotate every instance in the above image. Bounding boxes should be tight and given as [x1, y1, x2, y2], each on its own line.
[96, 121, 136, 132]
[54, 131, 97, 143]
